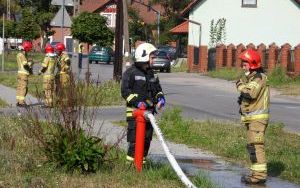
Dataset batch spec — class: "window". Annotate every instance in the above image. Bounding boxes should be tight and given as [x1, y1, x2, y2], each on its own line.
[102, 13, 112, 27]
[242, 0, 257, 8]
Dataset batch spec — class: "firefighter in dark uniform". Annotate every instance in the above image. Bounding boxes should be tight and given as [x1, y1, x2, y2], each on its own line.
[121, 43, 165, 162]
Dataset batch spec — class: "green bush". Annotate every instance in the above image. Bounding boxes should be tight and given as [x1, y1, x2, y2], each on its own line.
[268, 65, 291, 86]
[44, 127, 107, 172]
[207, 68, 243, 81]
[20, 76, 121, 174]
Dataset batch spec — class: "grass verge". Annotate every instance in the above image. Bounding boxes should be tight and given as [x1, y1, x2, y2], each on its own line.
[0, 51, 44, 71]
[0, 72, 123, 106]
[171, 61, 188, 73]
[0, 117, 215, 188]
[0, 98, 8, 107]
[158, 107, 300, 184]
[206, 67, 300, 95]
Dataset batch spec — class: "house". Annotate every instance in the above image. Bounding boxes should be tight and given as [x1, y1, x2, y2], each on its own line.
[178, 0, 300, 73]
[49, 0, 162, 53]
[182, 0, 300, 48]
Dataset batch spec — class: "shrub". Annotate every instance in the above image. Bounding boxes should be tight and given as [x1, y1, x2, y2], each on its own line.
[20, 74, 123, 173]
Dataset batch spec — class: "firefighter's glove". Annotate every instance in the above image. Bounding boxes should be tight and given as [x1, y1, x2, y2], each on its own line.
[237, 95, 243, 105]
[236, 79, 243, 88]
[157, 98, 165, 110]
[24, 65, 33, 75]
[137, 102, 147, 109]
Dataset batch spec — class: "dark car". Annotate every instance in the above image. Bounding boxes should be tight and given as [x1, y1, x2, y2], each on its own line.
[152, 50, 171, 73]
[157, 45, 177, 61]
[50, 41, 60, 49]
[88, 46, 114, 64]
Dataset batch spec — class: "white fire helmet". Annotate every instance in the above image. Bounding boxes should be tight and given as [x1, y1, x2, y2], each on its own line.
[134, 43, 157, 63]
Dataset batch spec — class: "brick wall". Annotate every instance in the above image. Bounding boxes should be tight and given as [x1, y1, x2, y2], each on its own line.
[187, 45, 208, 73]
[186, 42, 300, 76]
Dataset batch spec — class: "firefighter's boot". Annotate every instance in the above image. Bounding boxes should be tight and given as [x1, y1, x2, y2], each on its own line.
[241, 172, 266, 184]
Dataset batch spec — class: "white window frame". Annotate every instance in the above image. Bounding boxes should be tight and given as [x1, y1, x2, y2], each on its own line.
[242, 0, 257, 8]
[101, 13, 113, 27]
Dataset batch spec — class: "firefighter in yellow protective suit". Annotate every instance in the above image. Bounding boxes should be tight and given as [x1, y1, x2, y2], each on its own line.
[55, 43, 71, 105]
[236, 49, 270, 184]
[16, 41, 33, 107]
[39, 44, 56, 108]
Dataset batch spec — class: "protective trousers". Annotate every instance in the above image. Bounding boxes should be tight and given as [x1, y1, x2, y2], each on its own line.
[56, 73, 70, 105]
[43, 76, 55, 107]
[16, 73, 28, 104]
[245, 121, 268, 180]
[127, 120, 153, 158]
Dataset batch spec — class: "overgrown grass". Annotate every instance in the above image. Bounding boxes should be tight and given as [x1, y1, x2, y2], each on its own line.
[159, 107, 300, 184]
[0, 98, 7, 107]
[0, 51, 44, 71]
[267, 66, 300, 95]
[207, 67, 300, 95]
[0, 72, 123, 106]
[171, 61, 188, 73]
[0, 72, 43, 95]
[0, 117, 215, 187]
[207, 68, 243, 80]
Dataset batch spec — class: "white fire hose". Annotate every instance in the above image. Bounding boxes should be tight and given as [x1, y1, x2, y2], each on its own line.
[145, 111, 197, 188]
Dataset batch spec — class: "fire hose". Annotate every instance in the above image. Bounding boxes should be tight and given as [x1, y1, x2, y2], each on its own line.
[133, 106, 197, 188]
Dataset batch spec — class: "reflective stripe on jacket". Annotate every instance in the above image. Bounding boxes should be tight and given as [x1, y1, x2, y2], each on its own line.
[17, 52, 32, 75]
[237, 71, 270, 123]
[42, 55, 56, 76]
[121, 65, 164, 120]
[57, 52, 70, 74]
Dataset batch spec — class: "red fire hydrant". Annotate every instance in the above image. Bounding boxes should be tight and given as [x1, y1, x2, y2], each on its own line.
[132, 104, 146, 172]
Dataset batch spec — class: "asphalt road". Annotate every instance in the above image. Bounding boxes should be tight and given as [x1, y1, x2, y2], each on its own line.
[78, 59, 300, 133]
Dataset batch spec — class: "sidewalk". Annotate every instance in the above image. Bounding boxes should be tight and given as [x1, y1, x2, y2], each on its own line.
[0, 84, 299, 188]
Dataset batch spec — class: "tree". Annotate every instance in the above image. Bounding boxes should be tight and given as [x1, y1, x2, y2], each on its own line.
[71, 11, 114, 83]
[19, 0, 56, 49]
[209, 18, 226, 48]
[150, 0, 190, 18]
[15, 8, 41, 40]
[71, 12, 114, 48]
[0, 19, 17, 38]
[0, 0, 22, 20]
[149, 0, 190, 44]
[128, 7, 151, 45]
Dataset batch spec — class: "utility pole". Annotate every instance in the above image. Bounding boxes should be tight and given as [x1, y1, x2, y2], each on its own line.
[122, 0, 130, 67]
[6, 0, 10, 20]
[122, 0, 129, 57]
[61, 0, 65, 42]
[113, 0, 123, 82]
[2, 13, 5, 72]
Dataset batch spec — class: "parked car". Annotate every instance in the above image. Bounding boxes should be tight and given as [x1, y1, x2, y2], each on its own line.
[157, 45, 177, 61]
[50, 41, 60, 49]
[88, 46, 114, 64]
[152, 50, 171, 73]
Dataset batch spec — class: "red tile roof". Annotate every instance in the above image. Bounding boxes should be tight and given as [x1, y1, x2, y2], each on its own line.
[80, 0, 163, 24]
[80, 0, 112, 13]
[170, 21, 188, 34]
[130, 0, 163, 24]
